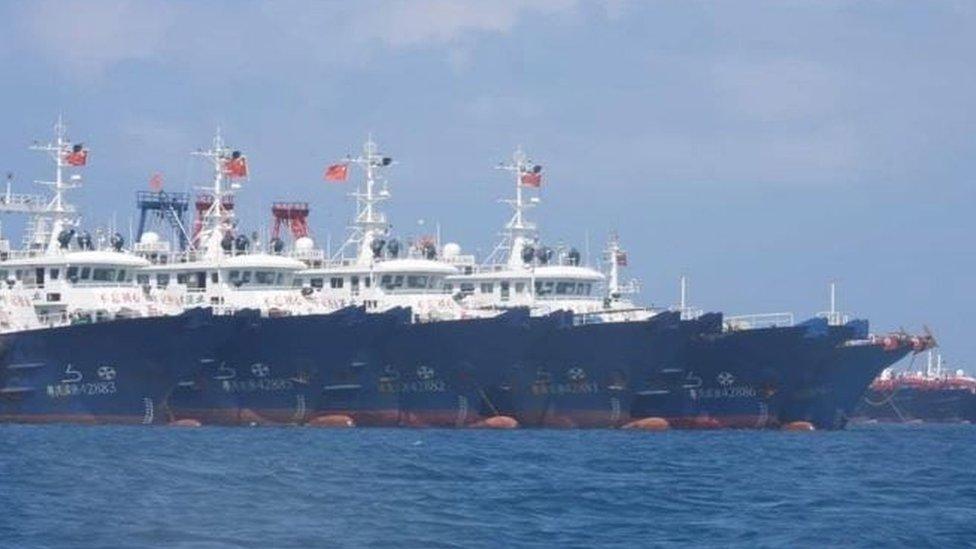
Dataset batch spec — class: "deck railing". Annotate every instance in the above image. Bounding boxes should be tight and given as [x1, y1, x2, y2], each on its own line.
[723, 312, 795, 331]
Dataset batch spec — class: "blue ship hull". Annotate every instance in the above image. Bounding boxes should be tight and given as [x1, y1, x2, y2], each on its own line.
[337, 308, 539, 428]
[484, 311, 687, 428]
[763, 320, 913, 429]
[0, 309, 238, 425]
[625, 316, 911, 430]
[166, 307, 406, 426]
[0, 307, 912, 430]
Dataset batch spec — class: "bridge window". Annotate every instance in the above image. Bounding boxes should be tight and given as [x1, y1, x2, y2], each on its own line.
[407, 275, 428, 289]
[157, 274, 170, 288]
[17, 269, 35, 285]
[256, 271, 277, 285]
[229, 270, 253, 285]
[310, 278, 324, 289]
[292, 277, 304, 288]
[49, 268, 60, 280]
[460, 283, 474, 296]
[92, 268, 115, 282]
[80, 267, 92, 280]
[137, 274, 149, 285]
[187, 271, 207, 289]
[119, 270, 128, 282]
[480, 283, 494, 294]
[329, 277, 344, 289]
[534, 281, 554, 296]
[555, 282, 576, 295]
[515, 282, 525, 294]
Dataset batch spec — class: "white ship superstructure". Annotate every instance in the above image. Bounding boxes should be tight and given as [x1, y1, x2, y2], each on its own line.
[136, 131, 325, 316]
[446, 149, 655, 321]
[295, 138, 475, 321]
[0, 119, 172, 324]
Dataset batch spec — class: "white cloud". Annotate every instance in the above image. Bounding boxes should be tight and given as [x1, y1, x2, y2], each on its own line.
[13, 0, 583, 81]
[349, 0, 578, 48]
[17, 0, 178, 79]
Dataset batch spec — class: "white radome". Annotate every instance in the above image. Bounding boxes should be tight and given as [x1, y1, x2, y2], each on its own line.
[442, 242, 461, 259]
[139, 231, 160, 245]
[295, 236, 315, 251]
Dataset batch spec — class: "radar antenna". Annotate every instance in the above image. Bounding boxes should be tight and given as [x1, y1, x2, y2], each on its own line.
[330, 136, 394, 265]
[485, 147, 543, 268]
[0, 117, 85, 253]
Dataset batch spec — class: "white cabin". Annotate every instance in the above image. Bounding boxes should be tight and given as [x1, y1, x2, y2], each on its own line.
[0, 250, 161, 320]
[447, 149, 654, 322]
[138, 250, 326, 316]
[134, 132, 333, 317]
[0, 120, 175, 325]
[293, 138, 476, 322]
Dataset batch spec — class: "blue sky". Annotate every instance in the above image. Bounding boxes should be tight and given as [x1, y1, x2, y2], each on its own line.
[0, 1, 973, 368]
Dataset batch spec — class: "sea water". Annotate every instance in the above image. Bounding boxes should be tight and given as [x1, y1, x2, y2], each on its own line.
[1, 424, 974, 548]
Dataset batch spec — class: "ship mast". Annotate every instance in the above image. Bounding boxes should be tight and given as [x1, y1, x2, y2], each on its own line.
[823, 280, 844, 326]
[486, 147, 540, 268]
[22, 117, 83, 253]
[192, 129, 240, 257]
[606, 233, 622, 298]
[333, 137, 392, 265]
[603, 232, 639, 304]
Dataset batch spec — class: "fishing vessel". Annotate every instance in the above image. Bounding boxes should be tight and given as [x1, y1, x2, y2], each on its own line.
[129, 132, 404, 426]
[0, 120, 241, 424]
[445, 151, 934, 429]
[294, 140, 552, 427]
[0, 122, 936, 430]
[150, 136, 543, 427]
[766, 287, 935, 429]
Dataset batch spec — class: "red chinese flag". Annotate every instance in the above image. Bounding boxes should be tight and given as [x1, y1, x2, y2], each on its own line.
[224, 156, 248, 178]
[520, 171, 541, 187]
[65, 144, 88, 166]
[615, 251, 628, 267]
[325, 163, 348, 182]
[149, 172, 164, 191]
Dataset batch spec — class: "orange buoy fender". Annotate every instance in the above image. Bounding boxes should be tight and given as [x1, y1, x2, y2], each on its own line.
[470, 416, 519, 429]
[239, 408, 274, 426]
[689, 416, 722, 430]
[307, 414, 356, 428]
[169, 419, 203, 427]
[782, 421, 816, 431]
[621, 417, 670, 431]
